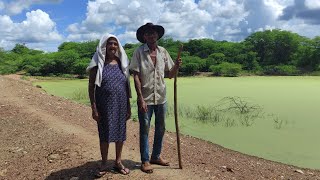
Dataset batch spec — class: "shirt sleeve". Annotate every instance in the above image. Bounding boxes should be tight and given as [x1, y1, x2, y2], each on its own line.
[163, 48, 174, 71]
[129, 49, 140, 72]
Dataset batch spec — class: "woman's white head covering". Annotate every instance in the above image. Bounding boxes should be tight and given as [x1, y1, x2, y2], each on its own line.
[86, 34, 131, 97]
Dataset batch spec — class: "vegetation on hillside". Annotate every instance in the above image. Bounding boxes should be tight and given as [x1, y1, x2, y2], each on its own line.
[1, 29, 319, 77]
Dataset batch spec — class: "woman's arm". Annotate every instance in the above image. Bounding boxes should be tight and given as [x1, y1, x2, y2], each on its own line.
[88, 66, 99, 121]
[126, 81, 131, 120]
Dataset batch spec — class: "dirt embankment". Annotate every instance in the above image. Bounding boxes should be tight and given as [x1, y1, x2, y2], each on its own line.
[0, 75, 319, 180]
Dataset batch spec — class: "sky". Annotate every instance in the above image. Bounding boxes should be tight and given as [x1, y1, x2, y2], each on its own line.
[0, 0, 320, 52]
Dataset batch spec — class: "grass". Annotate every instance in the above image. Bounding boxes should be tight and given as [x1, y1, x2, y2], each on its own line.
[34, 76, 320, 169]
[33, 79, 90, 105]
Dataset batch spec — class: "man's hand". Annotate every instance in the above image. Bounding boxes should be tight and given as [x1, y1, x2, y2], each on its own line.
[175, 57, 182, 68]
[168, 57, 183, 79]
[138, 99, 148, 113]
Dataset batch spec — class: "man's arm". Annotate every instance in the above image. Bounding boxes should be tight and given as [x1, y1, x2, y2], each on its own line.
[133, 71, 148, 113]
[167, 58, 182, 79]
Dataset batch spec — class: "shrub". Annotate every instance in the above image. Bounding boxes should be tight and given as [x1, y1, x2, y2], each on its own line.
[263, 65, 299, 75]
[72, 58, 90, 76]
[180, 63, 199, 75]
[275, 65, 299, 75]
[195, 105, 213, 123]
[71, 88, 88, 101]
[210, 64, 222, 76]
[210, 62, 242, 77]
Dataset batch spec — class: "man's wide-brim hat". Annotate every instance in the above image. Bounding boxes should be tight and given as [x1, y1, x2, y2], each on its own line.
[136, 23, 165, 43]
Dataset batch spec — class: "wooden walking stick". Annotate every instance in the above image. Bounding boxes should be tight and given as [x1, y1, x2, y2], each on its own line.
[174, 44, 183, 169]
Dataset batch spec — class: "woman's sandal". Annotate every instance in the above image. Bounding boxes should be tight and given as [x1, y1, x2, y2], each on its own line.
[94, 167, 108, 178]
[113, 163, 130, 175]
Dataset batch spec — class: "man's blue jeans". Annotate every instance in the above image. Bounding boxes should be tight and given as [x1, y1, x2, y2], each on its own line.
[138, 103, 166, 163]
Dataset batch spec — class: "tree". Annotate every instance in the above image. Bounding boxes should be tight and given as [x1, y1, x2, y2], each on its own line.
[245, 29, 302, 66]
[0, 51, 22, 74]
[58, 42, 78, 52]
[181, 63, 199, 75]
[184, 39, 219, 58]
[11, 44, 30, 54]
[272, 30, 300, 65]
[72, 58, 90, 77]
[39, 50, 80, 75]
[207, 53, 225, 65]
[234, 51, 260, 71]
[312, 36, 320, 70]
[58, 40, 98, 59]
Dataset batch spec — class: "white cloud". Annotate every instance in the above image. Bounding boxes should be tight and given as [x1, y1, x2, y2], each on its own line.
[0, 15, 14, 33]
[66, 0, 252, 43]
[0, 9, 63, 51]
[264, 0, 289, 17]
[278, 18, 320, 38]
[65, 0, 166, 42]
[1, 0, 320, 52]
[5, 0, 31, 15]
[305, 0, 320, 9]
[0, 1, 4, 10]
[1, 0, 62, 15]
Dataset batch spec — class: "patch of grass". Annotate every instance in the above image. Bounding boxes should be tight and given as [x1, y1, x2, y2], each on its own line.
[195, 105, 214, 123]
[224, 117, 236, 127]
[166, 96, 264, 128]
[71, 88, 88, 101]
[270, 114, 288, 129]
[130, 99, 138, 122]
[21, 75, 30, 81]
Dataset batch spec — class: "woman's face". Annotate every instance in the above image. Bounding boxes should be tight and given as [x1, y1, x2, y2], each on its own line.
[106, 37, 119, 56]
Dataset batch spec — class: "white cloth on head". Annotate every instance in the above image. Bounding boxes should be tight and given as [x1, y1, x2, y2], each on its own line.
[86, 34, 131, 97]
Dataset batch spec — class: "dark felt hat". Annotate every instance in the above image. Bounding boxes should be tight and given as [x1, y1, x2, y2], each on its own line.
[136, 23, 165, 43]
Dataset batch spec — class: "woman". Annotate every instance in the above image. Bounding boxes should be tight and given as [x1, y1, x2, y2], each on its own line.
[87, 34, 131, 177]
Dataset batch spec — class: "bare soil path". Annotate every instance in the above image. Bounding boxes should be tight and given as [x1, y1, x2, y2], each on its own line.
[0, 75, 319, 180]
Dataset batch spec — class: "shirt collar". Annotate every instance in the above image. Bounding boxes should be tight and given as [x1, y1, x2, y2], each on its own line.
[143, 43, 159, 52]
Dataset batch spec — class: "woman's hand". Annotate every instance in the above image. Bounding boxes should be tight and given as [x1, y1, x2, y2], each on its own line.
[126, 108, 131, 120]
[91, 104, 100, 121]
[92, 109, 99, 121]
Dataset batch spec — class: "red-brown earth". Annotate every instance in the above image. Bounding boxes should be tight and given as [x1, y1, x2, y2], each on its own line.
[1, 75, 319, 180]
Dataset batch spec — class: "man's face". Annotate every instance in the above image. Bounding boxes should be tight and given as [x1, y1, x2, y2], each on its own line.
[143, 29, 158, 43]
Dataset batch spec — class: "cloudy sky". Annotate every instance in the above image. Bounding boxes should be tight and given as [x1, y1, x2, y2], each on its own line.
[0, 0, 320, 52]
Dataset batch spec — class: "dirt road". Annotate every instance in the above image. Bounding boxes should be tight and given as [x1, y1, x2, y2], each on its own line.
[1, 75, 319, 180]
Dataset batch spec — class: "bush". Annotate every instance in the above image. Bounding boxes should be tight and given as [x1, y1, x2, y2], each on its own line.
[210, 65, 222, 76]
[210, 62, 242, 77]
[72, 58, 90, 76]
[195, 105, 213, 122]
[275, 65, 299, 75]
[263, 65, 299, 75]
[23, 65, 42, 75]
[180, 63, 199, 75]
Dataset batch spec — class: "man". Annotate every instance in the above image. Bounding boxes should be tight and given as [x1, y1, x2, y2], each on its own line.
[129, 23, 182, 173]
